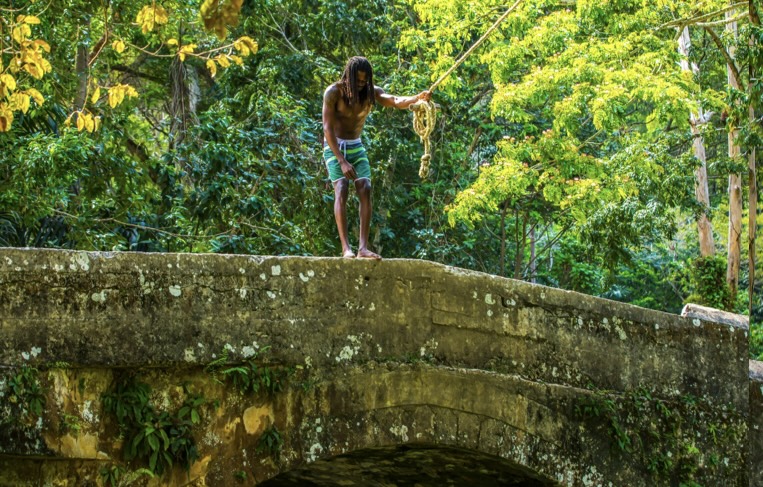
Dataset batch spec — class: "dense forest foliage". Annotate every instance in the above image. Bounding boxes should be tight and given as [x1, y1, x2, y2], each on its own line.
[1, 0, 762, 354]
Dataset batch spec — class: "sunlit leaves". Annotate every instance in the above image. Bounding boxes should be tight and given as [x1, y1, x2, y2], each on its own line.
[107, 84, 139, 109]
[178, 44, 197, 62]
[0, 74, 17, 98]
[25, 88, 44, 107]
[200, 0, 244, 40]
[91, 86, 101, 105]
[0, 12, 52, 131]
[0, 105, 14, 132]
[407, 0, 707, 270]
[234, 36, 258, 57]
[112, 40, 126, 53]
[136, 4, 170, 34]
[9, 93, 31, 114]
[65, 110, 101, 133]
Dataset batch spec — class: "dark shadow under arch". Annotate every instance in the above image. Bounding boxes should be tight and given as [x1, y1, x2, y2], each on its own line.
[258, 443, 558, 486]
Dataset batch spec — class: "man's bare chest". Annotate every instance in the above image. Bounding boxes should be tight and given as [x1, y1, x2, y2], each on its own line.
[336, 101, 372, 122]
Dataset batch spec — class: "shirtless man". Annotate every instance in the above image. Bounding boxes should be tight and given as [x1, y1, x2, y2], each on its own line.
[322, 56, 431, 259]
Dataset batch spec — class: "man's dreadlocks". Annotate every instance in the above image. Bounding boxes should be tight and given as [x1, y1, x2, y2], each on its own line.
[340, 56, 375, 107]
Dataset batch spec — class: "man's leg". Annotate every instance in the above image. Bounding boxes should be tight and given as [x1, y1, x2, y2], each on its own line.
[355, 178, 381, 259]
[333, 178, 355, 258]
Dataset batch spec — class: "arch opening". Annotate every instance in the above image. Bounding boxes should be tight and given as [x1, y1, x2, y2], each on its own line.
[259, 443, 557, 486]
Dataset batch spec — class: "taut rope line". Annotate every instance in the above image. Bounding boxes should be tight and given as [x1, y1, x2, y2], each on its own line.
[412, 0, 523, 178]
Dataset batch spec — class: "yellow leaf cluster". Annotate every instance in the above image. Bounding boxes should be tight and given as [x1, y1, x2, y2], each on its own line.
[0, 13, 48, 133]
[107, 84, 139, 108]
[233, 36, 258, 57]
[66, 110, 101, 133]
[7, 16, 51, 82]
[0, 105, 14, 132]
[91, 86, 101, 104]
[112, 40, 126, 53]
[9, 93, 31, 114]
[206, 59, 217, 77]
[215, 54, 231, 68]
[26, 88, 44, 106]
[200, 0, 243, 40]
[178, 44, 197, 62]
[0, 74, 17, 99]
[136, 4, 169, 34]
[12, 24, 32, 44]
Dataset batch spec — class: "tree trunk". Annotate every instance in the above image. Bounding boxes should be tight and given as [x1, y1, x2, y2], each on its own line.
[749, 2, 760, 317]
[168, 54, 200, 188]
[169, 57, 191, 150]
[514, 211, 526, 280]
[74, 44, 89, 112]
[726, 8, 743, 299]
[529, 225, 536, 283]
[678, 27, 715, 257]
[500, 202, 507, 277]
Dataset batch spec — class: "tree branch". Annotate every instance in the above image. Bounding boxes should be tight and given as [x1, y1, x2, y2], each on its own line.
[696, 12, 749, 28]
[703, 25, 743, 88]
[111, 64, 165, 84]
[659, 2, 749, 29]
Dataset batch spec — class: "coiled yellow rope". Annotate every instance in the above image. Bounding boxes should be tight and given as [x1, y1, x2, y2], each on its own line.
[410, 0, 522, 179]
[411, 100, 436, 178]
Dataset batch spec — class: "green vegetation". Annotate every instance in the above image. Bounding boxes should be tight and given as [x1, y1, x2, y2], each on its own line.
[257, 425, 284, 459]
[99, 465, 155, 487]
[576, 387, 746, 485]
[205, 346, 290, 396]
[1, 2, 761, 345]
[101, 376, 203, 476]
[687, 256, 734, 311]
[0, 365, 45, 432]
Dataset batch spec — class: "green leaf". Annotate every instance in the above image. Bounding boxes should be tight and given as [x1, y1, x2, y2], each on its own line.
[147, 433, 159, 452]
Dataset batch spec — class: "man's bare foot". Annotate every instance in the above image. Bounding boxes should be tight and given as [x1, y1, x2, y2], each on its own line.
[357, 249, 382, 260]
[342, 249, 356, 259]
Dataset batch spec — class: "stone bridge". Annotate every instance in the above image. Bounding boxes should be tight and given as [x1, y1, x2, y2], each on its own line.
[0, 248, 760, 486]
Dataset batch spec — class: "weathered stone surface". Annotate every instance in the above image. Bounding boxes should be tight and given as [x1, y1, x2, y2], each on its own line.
[0, 248, 756, 486]
[0, 249, 749, 405]
[751, 360, 763, 486]
[681, 303, 749, 328]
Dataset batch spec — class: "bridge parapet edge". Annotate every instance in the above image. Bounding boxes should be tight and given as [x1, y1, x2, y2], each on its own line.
[0, 248, 748, 409]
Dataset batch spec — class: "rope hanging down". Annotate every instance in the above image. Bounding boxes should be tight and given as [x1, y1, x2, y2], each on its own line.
[411, 0, 523, 178]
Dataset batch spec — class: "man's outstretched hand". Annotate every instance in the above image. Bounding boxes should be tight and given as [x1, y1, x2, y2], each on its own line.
[417, 90, 433, 102]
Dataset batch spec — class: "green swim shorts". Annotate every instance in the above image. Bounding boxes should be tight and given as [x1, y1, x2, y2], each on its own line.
[323, 138, 371, 182]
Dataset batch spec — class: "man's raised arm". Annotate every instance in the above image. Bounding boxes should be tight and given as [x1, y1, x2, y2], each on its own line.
[375, 87, 432, 110]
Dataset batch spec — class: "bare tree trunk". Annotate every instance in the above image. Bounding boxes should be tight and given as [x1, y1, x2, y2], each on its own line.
[500, 202, 507, 277]
[514, 211, 526, 280]
[726, 8, 743, 299]
[678, 27, 715, 256]
[529, 225, 536, 283]
[749, 2, 760, 317]
[169, 57, 191, 150]
[74, 45, 89, 112]
[749, 104, 757, 316]
[168, 53, 200, 188]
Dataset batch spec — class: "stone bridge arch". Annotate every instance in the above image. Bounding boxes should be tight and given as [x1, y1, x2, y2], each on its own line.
[249, 364, 593, 486]
[0, 249, 757, 486]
